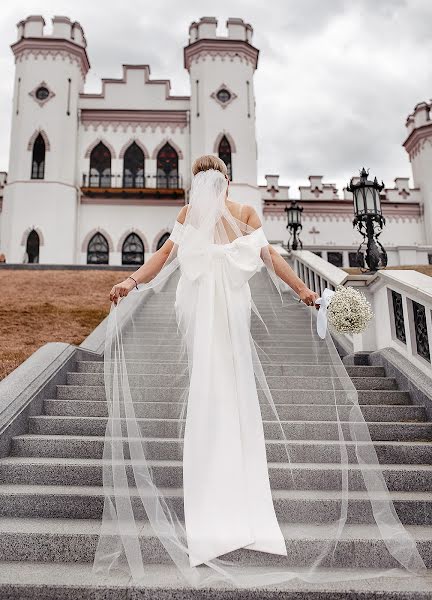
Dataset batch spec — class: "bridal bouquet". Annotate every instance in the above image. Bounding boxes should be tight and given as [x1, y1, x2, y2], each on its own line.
[316, 285, 374, 339]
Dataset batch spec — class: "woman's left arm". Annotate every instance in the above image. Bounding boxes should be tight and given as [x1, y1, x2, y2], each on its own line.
[109, 206, 187, 304]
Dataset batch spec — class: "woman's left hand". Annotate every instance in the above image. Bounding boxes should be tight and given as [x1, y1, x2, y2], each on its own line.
[298, 286, 320, 310]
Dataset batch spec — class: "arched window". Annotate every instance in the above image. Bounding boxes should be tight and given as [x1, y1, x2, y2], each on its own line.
[123, 142, 145, 188]
[31, 134, 45, 179]
[89, 142, 111, 187]
[87, 232, 109, 264]
[26, 229, 40, 263]
[122, 233, 144, 265]
[156, 232, 170, 251]
[157, 143, 178, 189]
[218, 135, 232, 180]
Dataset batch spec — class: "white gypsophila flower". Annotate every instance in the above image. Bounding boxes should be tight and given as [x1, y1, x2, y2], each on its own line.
[327, 285, 374, 334]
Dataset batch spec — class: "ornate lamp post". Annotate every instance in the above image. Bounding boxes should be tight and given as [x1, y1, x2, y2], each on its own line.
[285, 200, 303, 250]
[347, 167, 387, 273]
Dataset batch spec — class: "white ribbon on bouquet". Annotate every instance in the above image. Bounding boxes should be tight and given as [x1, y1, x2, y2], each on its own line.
[314, 287, 335, 339]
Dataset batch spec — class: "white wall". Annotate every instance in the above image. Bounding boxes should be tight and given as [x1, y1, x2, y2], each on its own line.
[2, 182, 78, 263]
[409, 141, 432, 245]
[264, 214, 423, 248]
[78, 203, 181, 265]
[189, 57, 257, 186]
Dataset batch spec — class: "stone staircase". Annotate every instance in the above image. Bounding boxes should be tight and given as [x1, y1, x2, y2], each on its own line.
[0, 274, 431, 598]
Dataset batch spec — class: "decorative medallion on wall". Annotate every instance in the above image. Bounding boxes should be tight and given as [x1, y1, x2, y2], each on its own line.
[210, 83, 237, 109]
[29, 81, 55, 107]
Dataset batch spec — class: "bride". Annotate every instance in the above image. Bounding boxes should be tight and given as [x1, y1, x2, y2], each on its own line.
[95, 155, 426, 588]
[109, 156, 319, 310]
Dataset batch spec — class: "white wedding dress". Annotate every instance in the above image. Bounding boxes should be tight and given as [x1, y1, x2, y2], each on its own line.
[92, 169, 426, 588]
[173, 222, 287, 566]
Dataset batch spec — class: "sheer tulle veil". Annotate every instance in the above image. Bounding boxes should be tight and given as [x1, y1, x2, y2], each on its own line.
[92, 169, 426, 587]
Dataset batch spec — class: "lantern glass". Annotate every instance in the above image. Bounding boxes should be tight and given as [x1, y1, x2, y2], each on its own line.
[365, 187, 376, 213]
[287, 206, 300, 225]
[374, 189, 382, 214]
[355, 189, 364, 216]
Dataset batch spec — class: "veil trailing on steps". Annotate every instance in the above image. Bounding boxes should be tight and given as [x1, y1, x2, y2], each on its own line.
[92, 169, 427, 588]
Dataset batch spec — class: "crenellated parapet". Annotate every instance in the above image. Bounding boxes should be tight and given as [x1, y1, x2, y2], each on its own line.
[184, 16, 258, 71]
[403, 101, 432, 161]
[11, 15, 90, 79]
[403, 98, 432, 242]
[300, 175, 338, 201]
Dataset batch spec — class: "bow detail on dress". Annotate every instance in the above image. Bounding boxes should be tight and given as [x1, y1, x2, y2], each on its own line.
[178, 224, 263, 289]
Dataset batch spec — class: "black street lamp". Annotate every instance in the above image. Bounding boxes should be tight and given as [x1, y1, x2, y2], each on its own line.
[347, 167, 387, 273]
[285, 200, 303, 251]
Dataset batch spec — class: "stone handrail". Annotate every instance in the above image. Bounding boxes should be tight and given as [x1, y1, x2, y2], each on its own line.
[285, 248, 432, 377]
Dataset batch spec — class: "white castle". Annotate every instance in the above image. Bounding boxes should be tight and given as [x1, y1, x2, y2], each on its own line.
[0, 14, 431, 268]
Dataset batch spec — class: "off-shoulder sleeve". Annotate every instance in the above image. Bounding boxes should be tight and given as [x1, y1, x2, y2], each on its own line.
[169, 220, 185, 245]
[248, 226, 269, 249]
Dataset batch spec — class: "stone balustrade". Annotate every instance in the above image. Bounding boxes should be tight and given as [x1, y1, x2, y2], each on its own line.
[285, 248, 432, 376]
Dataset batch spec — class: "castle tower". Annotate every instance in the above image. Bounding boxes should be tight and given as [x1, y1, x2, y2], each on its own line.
[184, 17, 263, 215]
[403, 101, 432, 244]
[0, 15, 89, 263]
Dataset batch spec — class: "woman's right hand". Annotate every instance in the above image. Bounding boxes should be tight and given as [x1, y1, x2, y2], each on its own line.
[109, 278, 136, 305]
[298, 286, 320, 309]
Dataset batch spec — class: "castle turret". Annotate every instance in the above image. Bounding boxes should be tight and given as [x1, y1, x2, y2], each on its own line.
[0, 15, 90, 263]
[403, 101, 432, 243]
[184, 17, 262, 215]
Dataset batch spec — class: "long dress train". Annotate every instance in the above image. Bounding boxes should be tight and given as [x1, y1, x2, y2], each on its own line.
[93, 168, 427, 588]
[175, 226, 287, 566]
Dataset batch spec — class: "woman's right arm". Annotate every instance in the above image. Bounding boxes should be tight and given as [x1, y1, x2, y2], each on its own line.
[109, 205, 188, 304]
[244, 205, 319, 308]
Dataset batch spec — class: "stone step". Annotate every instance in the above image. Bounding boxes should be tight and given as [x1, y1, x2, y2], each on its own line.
[65, 372, 398, 391]
[56, 385, 412, 405]
[123, 331, 321, 340]
[0, 562, 431, 600]
[105, 352, 336, 363]
[10, 435, 432, 464]
[43, 398, 426, 422]
[126, 312, 313, 320]
[123, 329, 324, 337]
[125, 318, 314, 325]
[3, 457, 432, 494]
[0, 518, 430, 568]
[126, 328, 316, 337]
[123, 344, 330, 360]
[75, 361, 386, 378]
[28, 415, 432, 441]
[0, 484, 431, 525]
[1, 562, 431, 600]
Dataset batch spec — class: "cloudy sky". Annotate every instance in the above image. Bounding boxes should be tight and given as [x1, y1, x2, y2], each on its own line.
[1, 0, 431, 194]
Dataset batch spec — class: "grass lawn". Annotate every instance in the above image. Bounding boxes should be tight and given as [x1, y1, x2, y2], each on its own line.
[0, 269, 128, 380]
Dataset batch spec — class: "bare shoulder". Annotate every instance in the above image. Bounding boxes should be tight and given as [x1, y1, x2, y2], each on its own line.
[242, 204, 262, 229]
[176, 205, 188, 224]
